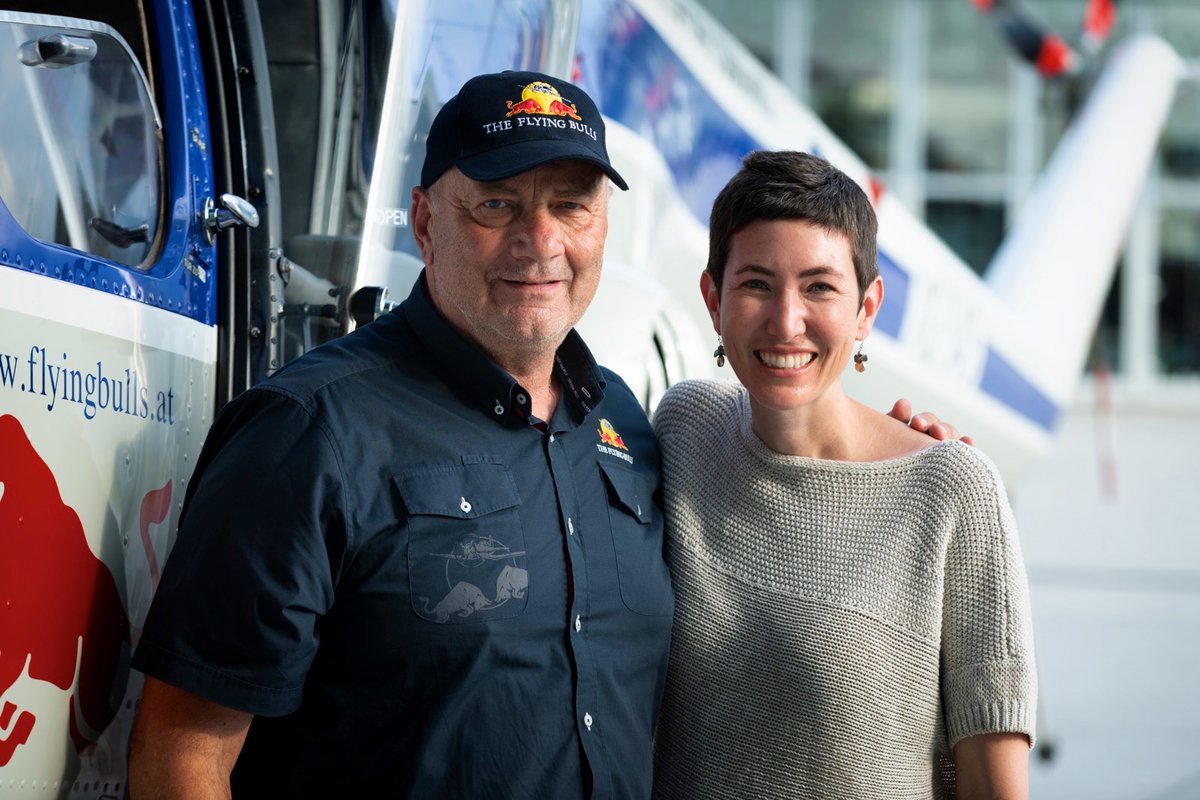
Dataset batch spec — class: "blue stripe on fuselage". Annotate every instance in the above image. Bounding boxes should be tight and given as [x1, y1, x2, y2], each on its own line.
[874, 249, 907, 338]
[980, 350, 1060, 430]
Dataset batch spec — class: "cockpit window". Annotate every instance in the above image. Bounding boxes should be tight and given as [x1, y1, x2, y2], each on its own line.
[0, 12, 162, 268]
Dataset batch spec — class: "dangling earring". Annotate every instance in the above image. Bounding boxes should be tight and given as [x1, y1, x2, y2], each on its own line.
[713, 337, 726, 367]
[853, 339, 868, 373]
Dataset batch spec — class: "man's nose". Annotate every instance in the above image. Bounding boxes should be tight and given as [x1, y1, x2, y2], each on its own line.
[511, 206, 564, 261]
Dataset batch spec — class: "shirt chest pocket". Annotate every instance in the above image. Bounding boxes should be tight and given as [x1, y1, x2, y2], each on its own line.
[599, 461, 674, 616]
[395, 460, 528, 624]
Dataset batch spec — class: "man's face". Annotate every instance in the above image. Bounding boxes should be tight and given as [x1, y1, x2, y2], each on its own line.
[412, 162, 609, 371]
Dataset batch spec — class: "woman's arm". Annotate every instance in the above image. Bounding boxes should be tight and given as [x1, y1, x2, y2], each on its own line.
[938, 445, 1038, 796]
[953, 731, 1030, 800]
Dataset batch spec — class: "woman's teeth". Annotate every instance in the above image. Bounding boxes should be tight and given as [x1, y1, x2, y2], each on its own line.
[756, 351, 814, 369]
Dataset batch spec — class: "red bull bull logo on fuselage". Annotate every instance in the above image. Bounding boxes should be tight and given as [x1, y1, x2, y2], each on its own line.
[0, 414, 129, 767]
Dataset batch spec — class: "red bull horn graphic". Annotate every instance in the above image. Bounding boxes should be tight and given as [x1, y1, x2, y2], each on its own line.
[505, 80, 583, 120]
[139, 479, 173, 594]
[0, 414, 129, 768]
[597, 419, 628, 451]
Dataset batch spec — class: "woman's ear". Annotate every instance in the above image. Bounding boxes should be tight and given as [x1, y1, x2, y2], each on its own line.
[857, 276, 884, 339]
[700, 271, 721, 335]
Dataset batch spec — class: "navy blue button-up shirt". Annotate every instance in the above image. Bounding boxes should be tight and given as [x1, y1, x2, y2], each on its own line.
[134, 274, 674, 798]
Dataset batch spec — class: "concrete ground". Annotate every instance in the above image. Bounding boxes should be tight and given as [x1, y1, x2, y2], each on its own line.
[1015, 398, 1200, 799]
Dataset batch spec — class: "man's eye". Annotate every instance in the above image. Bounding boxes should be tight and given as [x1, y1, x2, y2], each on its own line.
[559, 201, 583, 211]
[482, 199, 507, 210]
[740, 279, 769, 290]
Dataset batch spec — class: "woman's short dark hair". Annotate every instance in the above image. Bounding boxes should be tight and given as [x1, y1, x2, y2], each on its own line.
[706, 151, 878, 302]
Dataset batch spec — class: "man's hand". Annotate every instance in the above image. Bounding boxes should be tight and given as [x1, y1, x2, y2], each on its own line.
[888, 398, 975, 446]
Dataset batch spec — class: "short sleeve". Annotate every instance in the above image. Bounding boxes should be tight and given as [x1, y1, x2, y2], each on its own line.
[132, 387, 350, 715]
[939, 446, 1038, 749]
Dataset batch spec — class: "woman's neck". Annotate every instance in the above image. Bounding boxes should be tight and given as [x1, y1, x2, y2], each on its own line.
[747, 387, 858, 459]
[748, 388, 938, 462]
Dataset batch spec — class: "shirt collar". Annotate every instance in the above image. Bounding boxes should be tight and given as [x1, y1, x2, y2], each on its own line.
[400, 270, 607, 429]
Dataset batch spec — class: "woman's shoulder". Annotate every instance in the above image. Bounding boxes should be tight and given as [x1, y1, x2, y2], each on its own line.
[853, 398, 1003, 484]
[660, 377, 743, 403]
[653, 379, 744, 431]
[912, 439, 1011, 512]
[917, 438, 1002, 478]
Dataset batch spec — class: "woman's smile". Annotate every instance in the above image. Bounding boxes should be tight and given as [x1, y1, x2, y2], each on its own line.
[755, 350, 815, 370]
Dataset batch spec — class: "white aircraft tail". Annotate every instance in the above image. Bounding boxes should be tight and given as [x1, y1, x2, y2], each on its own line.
[986, 34, 1184, 405]
[581, 0, 1182, 483]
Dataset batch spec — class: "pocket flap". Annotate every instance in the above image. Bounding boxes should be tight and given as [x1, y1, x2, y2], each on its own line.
[598, 461, 652, 524]
[394, 461, 520, 519]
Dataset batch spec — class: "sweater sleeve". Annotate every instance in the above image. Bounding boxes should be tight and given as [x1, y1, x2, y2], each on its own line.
[938, 444, 1038, 750]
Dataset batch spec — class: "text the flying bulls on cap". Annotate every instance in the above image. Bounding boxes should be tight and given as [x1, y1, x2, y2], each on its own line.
[421, 70, 628, 190]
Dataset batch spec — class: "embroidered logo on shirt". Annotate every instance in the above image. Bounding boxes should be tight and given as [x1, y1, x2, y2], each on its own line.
[417, 534, 527, 623]
[597, 419, 627, 450]
[595, 418, 633, 465]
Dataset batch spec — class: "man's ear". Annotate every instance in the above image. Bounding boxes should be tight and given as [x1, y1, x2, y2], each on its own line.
[857, 276, 884, 339]
[700, 271, 721, 335]
[411, 186, 434, 265]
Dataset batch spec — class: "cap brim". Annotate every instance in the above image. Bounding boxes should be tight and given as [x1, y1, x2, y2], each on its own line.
[455, 140, 629, 191]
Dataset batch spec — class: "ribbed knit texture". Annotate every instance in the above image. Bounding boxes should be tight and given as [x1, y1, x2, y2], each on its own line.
[652, 380, 1037, 800]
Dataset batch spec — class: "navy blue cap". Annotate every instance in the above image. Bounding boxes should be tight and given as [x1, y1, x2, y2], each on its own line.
[421, 70, 628, 190]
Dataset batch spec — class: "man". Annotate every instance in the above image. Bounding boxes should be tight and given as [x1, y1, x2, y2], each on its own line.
[131, 69, 670, 799]
[129, 70, 952, 798]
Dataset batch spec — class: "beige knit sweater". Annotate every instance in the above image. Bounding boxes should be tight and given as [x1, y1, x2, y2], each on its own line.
[652, 379, 1036, 800]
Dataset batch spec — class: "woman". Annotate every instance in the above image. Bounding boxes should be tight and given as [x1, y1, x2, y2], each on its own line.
[652, 151, 1036, 799]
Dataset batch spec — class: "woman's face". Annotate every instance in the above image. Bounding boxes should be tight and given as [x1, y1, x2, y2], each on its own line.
[702, 218, 882, 415]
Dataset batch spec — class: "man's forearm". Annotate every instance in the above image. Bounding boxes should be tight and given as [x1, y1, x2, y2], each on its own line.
[129, 677, 252, 799]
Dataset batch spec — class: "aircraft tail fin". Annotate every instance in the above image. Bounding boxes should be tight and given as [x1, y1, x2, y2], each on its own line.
[985, 34, 1182, 403]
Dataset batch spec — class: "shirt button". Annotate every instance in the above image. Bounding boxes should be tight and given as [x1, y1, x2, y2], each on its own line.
[493, 403, 504, 415]
[516, 392, 527, 405]
[549, 434, 555, 443]
[584, 712, 593, 731]
[567, 517, 575, 535]
[460, 497, 472, 514]
[574, 615, 582, 632]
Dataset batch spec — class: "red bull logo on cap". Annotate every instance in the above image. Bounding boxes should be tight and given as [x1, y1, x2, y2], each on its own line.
[505, 80, 583, 120]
